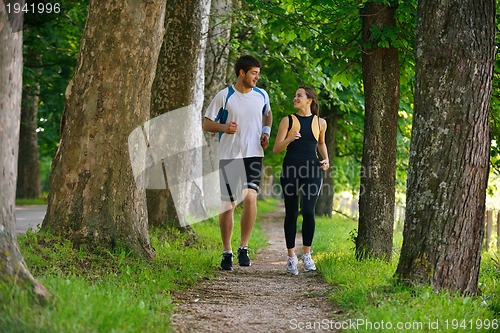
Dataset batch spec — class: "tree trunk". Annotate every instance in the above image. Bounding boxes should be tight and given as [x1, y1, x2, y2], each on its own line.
[204, 0, 232, 106]
[356, 2, 400, 261]
[41, 0, 167, 259]
[202, 0, 233, 208]
[315, 104, 339, 217]
[0, 5, 49, 300]
[395, 0, 495, 295]
[146, 0, 211, 228]
[17, 57, 41, 199]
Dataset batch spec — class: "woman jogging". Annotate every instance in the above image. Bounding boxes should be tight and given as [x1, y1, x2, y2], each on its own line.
[273, 86, 329, 275]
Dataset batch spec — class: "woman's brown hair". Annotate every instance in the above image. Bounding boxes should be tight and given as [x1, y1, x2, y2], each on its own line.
[299, 86, 319, 116]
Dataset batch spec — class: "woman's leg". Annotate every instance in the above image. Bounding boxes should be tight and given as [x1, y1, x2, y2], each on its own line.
[301, 162, 323, 249]
[280, 167, 299, 255]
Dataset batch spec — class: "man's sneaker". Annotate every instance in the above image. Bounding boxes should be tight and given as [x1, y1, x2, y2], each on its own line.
[237, 247, 251, 266]
[287, 255, 299, 275]
[302, 252, 316, 272]
[220, 252, 233, 270]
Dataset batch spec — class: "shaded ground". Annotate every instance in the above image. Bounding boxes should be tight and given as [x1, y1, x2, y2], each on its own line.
[170, 207, 344, 332]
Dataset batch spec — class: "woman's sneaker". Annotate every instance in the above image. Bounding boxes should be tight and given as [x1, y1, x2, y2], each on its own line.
[302, 252, 316, 272]
[287, 255, 299, 275]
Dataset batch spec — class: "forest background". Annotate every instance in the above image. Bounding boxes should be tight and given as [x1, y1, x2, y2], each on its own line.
[12, 0, 500, 286]
[19, 0, 500, 208]
[2, 0, 500, 331]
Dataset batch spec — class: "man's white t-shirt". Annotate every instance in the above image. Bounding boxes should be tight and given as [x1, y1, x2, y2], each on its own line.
[205, 85, 271, 160]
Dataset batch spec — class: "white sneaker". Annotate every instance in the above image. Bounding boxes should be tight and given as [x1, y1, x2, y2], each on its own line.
[287, 255, 299, 275]
[302, 252, 316, 272]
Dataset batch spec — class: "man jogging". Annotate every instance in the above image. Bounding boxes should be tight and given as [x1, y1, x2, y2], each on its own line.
[203, 55, 272, 270]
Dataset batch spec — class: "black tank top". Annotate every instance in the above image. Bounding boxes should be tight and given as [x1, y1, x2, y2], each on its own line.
[286, 114, 318, 159]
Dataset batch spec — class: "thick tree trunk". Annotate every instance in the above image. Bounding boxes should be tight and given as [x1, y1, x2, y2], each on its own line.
[0, 5, 49, 300]
[395, 0, 495, 295]
[315, 104, 339, 217]
[41, 0, 167, 259]
[17, 78, 41, 199]
[202, 0, 232, 207]
[204, 0, 232, 106]
[147, 0, 210, 228]
[356, 2, 400, 261]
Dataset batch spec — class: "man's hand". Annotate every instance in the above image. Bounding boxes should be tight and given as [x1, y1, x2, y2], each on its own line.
[225, 121, 238, 134]
[260, 134, 269, 149]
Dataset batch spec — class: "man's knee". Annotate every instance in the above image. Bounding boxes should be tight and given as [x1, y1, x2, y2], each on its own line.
[220, 200, 236, 214]
[242, 188, 258, 204]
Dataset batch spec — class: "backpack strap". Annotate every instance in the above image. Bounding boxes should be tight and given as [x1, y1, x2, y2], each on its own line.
[311, 115, 320, 141]
[224, 85, 235, 109]
[286, 114, 300, 138]
[252, 87, 268, 114]
[214, 86, 235, 140]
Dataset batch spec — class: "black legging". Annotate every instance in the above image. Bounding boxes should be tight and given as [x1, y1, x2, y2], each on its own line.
[280, 156, 323, 249]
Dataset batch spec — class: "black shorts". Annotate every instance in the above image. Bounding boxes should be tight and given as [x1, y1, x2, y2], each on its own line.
[219, 157, 263, 202]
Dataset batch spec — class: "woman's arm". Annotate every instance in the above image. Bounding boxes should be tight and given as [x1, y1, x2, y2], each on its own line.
[317, 118, 329, 170]
[272, 116, 300, 154]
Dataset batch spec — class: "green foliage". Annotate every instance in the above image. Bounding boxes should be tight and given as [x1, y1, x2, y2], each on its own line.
[489, 5, 500, 177]
[23, 0, 89, 192]
[314, 214, 499, 332]
[232, 0, 416, 197]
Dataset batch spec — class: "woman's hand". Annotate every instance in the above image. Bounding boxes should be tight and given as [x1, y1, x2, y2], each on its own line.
[288, 130, 301, 142]
[320, 159, 330, 170]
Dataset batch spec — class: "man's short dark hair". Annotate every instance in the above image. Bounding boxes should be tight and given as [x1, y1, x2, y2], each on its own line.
[234, 55, 261, 78]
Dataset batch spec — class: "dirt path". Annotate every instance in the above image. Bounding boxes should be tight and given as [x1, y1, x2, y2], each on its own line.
[169, 206, 343, 332]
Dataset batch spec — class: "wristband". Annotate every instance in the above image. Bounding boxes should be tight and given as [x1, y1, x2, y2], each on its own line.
[262, 126, 271, 136]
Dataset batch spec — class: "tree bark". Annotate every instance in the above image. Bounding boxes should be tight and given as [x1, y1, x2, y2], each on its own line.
[147, 0, 211, 228]
[315, 104, 339, 217]
[395, 0, 495, 295]
[17, 53, 41, 199]
[356, 2, 400, 261]
[41, 0, 167, 259]
[0, 4, 49, 300]
[204, 0, 232, 106]
[202, 0, 233, 207]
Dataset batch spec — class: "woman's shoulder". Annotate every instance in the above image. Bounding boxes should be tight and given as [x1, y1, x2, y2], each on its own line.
[318, 116, 327, 129]
[279, 114, 294, 124]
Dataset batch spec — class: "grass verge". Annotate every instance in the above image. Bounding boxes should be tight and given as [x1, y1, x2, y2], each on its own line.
[4, 200, 497, 332]
[314, 214, 500, 332]
[0, 199, 273, 333]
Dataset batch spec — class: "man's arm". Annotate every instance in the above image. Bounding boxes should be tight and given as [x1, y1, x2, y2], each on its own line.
[203, 117, 237, 134]
[263, 109, 273, 128]
[260, 110, 273, 149]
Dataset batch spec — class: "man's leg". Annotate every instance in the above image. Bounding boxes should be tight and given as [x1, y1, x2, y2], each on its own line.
[239, 188, 258, 247]
[239, 157, 262, 247]
[220, 200, 236, 252]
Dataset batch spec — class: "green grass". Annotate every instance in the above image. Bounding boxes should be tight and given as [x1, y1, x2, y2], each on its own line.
[313, 214, 500, 332]
[0, 199, 273, 333]
[3, 199, 499, 332]
[15, 196, 48, 206]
